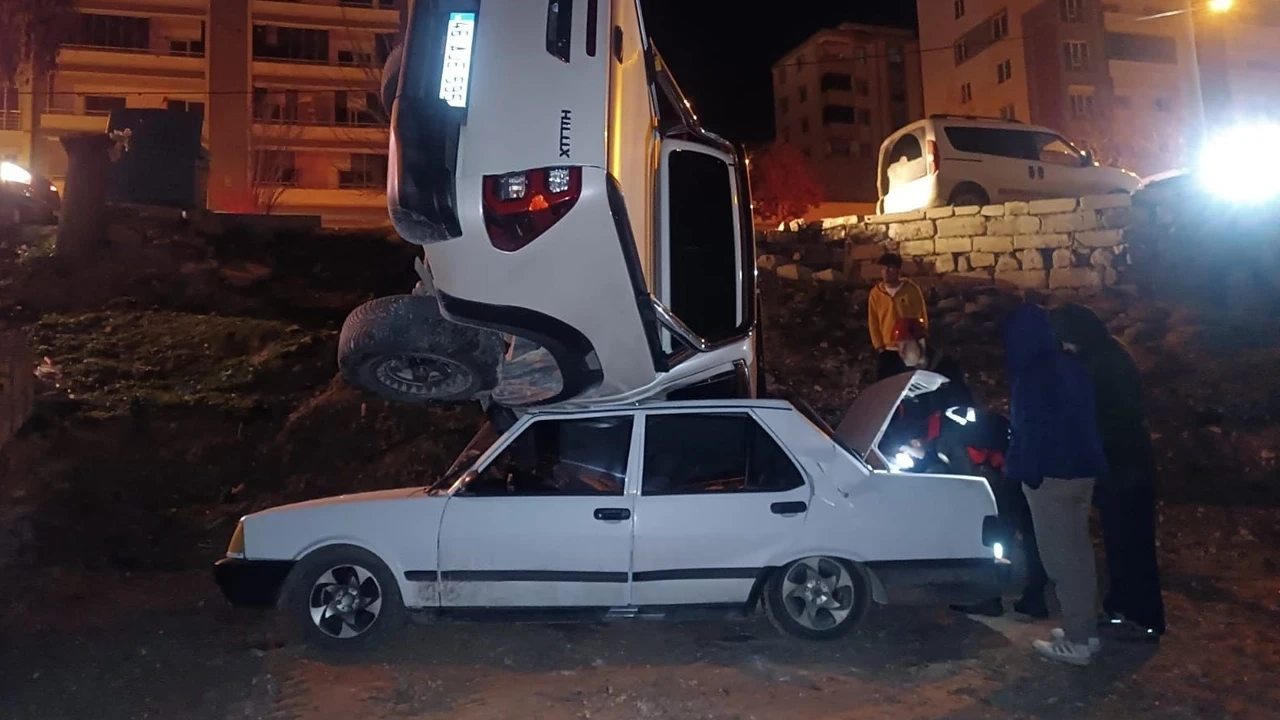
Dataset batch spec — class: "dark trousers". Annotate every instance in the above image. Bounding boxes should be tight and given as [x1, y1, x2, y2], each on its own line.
[876, 350, 907, 380]
[994, 479, 1049, 602]
[1097, 483, 1166, 634]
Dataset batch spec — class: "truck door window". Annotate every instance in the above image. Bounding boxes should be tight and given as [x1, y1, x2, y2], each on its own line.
[667, 150, 738, 343]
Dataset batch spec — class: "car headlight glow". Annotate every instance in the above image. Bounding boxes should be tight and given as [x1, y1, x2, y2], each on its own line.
[1199, 122, 1280, 204]
[889, 450, 915, 472]
[0, 161, 32, 185]
[993, 542, 1004, 560]
[226, 520, 246, 559]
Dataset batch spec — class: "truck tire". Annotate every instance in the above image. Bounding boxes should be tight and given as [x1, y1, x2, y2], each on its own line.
[338, 295, 503, 404]
[0, 332, 35, 453]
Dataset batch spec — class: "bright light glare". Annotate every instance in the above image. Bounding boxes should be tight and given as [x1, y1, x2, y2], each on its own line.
[993, 542, 1005, 560]
[1207, 0, 1234, 12]
[0, 161, 32, 185]
[1199, 123, 1280, 204]
[890, 451, 915, 472]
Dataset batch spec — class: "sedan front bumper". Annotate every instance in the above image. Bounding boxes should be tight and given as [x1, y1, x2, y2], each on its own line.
[213, 558, 295, 608]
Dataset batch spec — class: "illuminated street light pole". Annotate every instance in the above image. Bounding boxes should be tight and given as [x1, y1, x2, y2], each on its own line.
[1184, 0, 1233, 149]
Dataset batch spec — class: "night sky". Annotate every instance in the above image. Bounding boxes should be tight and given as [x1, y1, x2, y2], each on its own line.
[643, 0, 918, 145]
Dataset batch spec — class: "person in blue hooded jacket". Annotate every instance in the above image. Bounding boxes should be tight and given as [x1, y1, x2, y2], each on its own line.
[1001, 303, 1108, 666]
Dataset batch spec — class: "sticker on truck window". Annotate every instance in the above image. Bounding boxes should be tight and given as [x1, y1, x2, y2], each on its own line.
[439, 12, 477, 109]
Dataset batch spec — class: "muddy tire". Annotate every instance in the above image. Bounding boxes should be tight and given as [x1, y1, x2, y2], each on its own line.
[764, 556, 870, 641]
[0, 332, 35, 453]
[338, 295, 502, 404]
[282, 545, 405, 651]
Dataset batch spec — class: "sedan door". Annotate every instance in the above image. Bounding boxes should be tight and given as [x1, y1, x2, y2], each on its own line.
[629, 410, 811, 606]
[436, 414, 638, 608]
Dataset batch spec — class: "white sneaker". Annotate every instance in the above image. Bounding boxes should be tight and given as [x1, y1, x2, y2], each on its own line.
[1033, 637, 1095, 666]
[1051, 627, 1102, 653]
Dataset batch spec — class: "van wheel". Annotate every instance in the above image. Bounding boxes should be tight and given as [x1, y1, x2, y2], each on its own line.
[339, 295, 502, 404]
[764, 556, 870, 640]
[949, 184, 990, 208]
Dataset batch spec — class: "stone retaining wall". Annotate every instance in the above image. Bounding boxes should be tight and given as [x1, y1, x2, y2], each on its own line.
[757, 194, 1169, 292]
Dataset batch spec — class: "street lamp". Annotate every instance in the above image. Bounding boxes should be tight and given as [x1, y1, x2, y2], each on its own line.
[1207, 0, 1233, 12]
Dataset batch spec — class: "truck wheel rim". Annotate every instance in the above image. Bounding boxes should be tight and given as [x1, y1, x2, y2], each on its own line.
[309, 564, 383, 639]
[375, 354, 473, 398]
[781, 557, 855, 631]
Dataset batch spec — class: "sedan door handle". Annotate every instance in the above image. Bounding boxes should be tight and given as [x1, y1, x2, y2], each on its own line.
[594, 507, 631, 521]
[771, 501, 808, 515]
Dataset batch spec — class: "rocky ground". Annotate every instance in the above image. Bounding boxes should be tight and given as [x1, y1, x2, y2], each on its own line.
[1, 218, 1279, 719]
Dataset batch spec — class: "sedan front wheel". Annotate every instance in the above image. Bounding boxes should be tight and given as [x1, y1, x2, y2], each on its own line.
[284, 545, 405, 650]
[764, 556, 869, 640]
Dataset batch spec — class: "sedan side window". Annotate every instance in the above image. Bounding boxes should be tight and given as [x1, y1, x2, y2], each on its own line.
[642, 414, 804, 495]
[464, 417, 633, 497]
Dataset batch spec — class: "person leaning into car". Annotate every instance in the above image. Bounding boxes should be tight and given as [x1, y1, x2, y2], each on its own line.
[868, 252, 928, 380]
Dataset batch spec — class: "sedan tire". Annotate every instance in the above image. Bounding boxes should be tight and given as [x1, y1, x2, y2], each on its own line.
[764, 556, 870, 640]
[283, 545, 405, 651]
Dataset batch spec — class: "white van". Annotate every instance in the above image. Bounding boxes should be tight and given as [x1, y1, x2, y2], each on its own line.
[342, 0, 760, 410]
[877, 116, 1140, 213]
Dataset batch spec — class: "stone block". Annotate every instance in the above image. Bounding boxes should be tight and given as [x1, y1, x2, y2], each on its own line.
[1051, 248, 1074, 269]
[1040, 211, 1100, 234]
[1100, 207, 1137, 229]
[954, 205, 982, 216]
[925, 206, 955, 219]
[823, 225, 848, 242]
[867, 210, 927, 224]
[1004, 201, 1031, 215]
[1104, 267, 1119, 286]
[757, 254, 779, 271]
[1075, 229, 1124, 248]
[981, 204, 1006, 217]
[1090, 248, 1115, 268]
[820, 214, 861, 228]
[987, 215, 1041, 235]
[847, 242, 885, 261]
[1018, 249, 1045, 270]
[1049, 267, 1102, 289]
[936, 215, 986, 237]
[969, 251, 996, 268]
[996, 269, 1049, 290]
[888, 220, 936, 241]
[775, 264, 814, 281]
[974, 235, 1013, 253]
[1028, 197, 1078, 214]
[930, 254, 957, 273]
[1080, 193, 1132, 211]
[814, 268, 846, 282]
[996, 254, 1021, 272]
[860, 263, 883, 281]
[935, 236, 973, 253]
[1013, 233, 1070, 249]
[957, 254, 972, 272]
[899, 239, 935, 256]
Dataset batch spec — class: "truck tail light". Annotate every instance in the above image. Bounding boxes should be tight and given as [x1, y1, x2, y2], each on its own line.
[483, 166, 582, 252]
[927, 140, 940, 175]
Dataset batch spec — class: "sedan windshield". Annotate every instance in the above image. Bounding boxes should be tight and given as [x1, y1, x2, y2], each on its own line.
[430, 421, 501, 491]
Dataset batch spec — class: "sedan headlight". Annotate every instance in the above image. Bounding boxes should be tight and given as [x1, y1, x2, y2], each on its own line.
[1, 161, 32, 185]
[226, 520, 246, 558]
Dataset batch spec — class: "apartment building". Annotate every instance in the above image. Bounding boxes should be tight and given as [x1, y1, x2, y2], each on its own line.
[772, 24, 925, 203]
[0, 0, 402, 227]
[918, 0, 1280, 177]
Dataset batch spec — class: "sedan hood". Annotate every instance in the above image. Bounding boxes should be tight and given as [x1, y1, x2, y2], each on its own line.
[251, 487, 429, 517]
[834, 370, 949, 458]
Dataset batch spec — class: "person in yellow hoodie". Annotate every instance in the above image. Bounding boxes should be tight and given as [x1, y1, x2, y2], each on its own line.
[868, 252, 929, 379]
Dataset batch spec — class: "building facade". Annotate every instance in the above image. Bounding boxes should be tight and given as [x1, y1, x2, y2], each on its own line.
[918, 0, 1280, 178]
[0, 0, 402, 227]
[772, 24, 925, 203]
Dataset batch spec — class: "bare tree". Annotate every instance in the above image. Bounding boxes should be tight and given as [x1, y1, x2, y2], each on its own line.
[0, 0, 76, 170]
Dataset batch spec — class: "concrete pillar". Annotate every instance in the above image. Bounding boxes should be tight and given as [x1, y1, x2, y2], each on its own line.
[207, 0, 254, 212]
[17, 71, 46, 174]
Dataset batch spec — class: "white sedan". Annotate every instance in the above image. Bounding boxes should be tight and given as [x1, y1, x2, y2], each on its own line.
[214, 371, 1009, 648]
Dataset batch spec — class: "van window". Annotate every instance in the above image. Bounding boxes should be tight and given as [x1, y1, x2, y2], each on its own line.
[1034, 132, 1085, 167]
[884, 131, 928, 190]
[667, 150, 739, 343]
[944, 126, 1035, 161]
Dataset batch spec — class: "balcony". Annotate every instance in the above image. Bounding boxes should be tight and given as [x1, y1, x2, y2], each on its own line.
[75, 0, 206, 20]
[253, 0, 399, 32]
[38, 109, 110, 135]
[0, 111, 21, 132]
[252, 119, 388, 152]
[57, 46, 206, 80]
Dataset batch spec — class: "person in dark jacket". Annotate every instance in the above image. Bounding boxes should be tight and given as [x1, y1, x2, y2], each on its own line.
[1002, 303, 1108, 666]
[1051, 303, 1165, 641]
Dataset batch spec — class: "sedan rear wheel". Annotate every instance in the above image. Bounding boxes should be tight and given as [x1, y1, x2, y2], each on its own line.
[765, 556, 869, 640]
